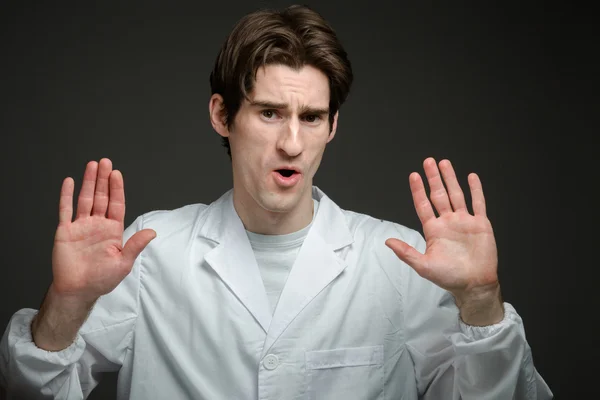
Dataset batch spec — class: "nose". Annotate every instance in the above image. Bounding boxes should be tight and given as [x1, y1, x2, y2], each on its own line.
[276, 117, 303, 157]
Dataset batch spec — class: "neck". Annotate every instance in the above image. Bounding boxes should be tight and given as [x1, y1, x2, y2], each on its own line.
[233, 189, 314, 235]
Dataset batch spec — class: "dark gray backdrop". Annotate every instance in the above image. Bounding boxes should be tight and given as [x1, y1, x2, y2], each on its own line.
[1, 1, 595, 399]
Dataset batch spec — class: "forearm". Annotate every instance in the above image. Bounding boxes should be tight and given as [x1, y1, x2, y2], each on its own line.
[1, 288, 133, 398]
[1, 308, 88, 399]
[452, 303, 551, 399]
[412, 303, 552, 400]
[31, 284, 97, 351]
[405, 281, 551, 398]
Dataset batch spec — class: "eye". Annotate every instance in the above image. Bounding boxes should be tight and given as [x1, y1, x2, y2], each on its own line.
[303, 114, 321, 123]
[261, 110, 277, 119]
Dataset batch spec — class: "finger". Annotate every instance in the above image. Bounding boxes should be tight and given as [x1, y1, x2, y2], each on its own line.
[92, 158, 113, 216]
[468, 173, 487, 216]
[409, 172, 435, 225]
[438, 159, 467, 212]
[423, 157, 452, 215]
[107, 170, 125, 223]
[385, 238, 427, 276]
[58, 177, 74, 225]
[122, 229, 157, 266]
[76, 161, 98, 218]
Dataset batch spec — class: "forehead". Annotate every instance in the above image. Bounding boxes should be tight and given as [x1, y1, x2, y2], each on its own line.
[250, 64, 330, 106]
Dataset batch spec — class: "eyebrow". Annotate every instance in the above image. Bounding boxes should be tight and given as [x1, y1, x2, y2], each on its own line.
[249, 99, 329, 115]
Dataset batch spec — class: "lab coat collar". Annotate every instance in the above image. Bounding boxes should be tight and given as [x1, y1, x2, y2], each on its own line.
[197, 186, 354, 344]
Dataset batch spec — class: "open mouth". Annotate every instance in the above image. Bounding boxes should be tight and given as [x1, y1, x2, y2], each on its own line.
[276, 169, 296, 178]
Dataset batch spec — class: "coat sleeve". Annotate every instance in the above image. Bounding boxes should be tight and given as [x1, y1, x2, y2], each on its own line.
[380, 223, 553, 399]
[0, 215, 146, 400]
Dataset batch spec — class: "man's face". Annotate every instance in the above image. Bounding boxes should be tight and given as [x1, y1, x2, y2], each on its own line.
[212, 64, 337, 217]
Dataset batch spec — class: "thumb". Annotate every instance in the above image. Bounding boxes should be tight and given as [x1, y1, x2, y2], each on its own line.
[385, 238, 425, 275]
[122, 229, 157, 265]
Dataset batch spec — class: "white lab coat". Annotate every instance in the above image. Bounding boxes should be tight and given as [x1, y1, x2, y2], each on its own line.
[0, 186, 552, 399]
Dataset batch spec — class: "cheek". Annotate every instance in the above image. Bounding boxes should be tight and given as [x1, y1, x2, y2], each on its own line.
[306, 138, 328, 172]
[237, 142, 269, 181]
[236, 120, 273, 149]
[231, 123, 270, 163]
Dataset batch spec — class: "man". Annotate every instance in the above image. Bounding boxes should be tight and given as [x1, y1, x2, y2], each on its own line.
[0, 4, 552, 399]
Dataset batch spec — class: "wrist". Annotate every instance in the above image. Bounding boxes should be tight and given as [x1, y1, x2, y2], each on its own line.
[46, 283, 99, 310]
[31, 284, 98, 351]
[455, 284, 504, 326]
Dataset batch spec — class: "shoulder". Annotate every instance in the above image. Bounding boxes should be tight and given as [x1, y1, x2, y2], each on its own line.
[340, 208, 424, 250]
[126, 203, 211, 240]
[338, 208, 429, 296]
[141, 203, 208, 225]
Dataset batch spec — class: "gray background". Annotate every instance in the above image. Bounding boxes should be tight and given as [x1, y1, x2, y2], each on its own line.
[1, 1, 595, 399]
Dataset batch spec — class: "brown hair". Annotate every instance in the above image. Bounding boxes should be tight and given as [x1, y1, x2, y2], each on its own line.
[209, 4, 353, 157]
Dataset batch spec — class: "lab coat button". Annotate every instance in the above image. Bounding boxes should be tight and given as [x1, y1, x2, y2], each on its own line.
[263, 354, 279, 370]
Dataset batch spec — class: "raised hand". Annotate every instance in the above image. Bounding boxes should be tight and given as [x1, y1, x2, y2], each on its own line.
[385, 158, 503, 325]
[51, 158, 156, 303]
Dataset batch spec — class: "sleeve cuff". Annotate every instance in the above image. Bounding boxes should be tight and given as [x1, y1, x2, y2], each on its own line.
[443, 303, 527, 356]
[457, 302, 520, 340]
[10, 309, 86, 366]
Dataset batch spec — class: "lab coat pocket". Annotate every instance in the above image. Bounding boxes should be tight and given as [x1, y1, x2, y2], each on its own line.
[305, 345, 384, 400]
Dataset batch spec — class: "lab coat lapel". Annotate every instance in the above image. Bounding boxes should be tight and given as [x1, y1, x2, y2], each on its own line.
[261, 187, 354, 357]
[199, 190, 272, 333]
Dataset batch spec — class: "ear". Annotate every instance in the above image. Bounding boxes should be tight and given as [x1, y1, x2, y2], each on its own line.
[326, 111, 339, 143]
[209, 94, 230, 138]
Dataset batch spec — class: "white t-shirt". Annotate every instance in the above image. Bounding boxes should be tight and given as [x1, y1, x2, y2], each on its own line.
[246, 199, 319, 315]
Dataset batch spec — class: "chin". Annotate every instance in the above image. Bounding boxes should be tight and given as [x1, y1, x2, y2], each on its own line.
[255, 190, 299, 212]
[259, 197, 296, 213]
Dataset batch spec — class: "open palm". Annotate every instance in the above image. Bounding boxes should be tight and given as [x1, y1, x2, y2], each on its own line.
[386, 158, 498, 300]
[51, 159, 156, 303]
